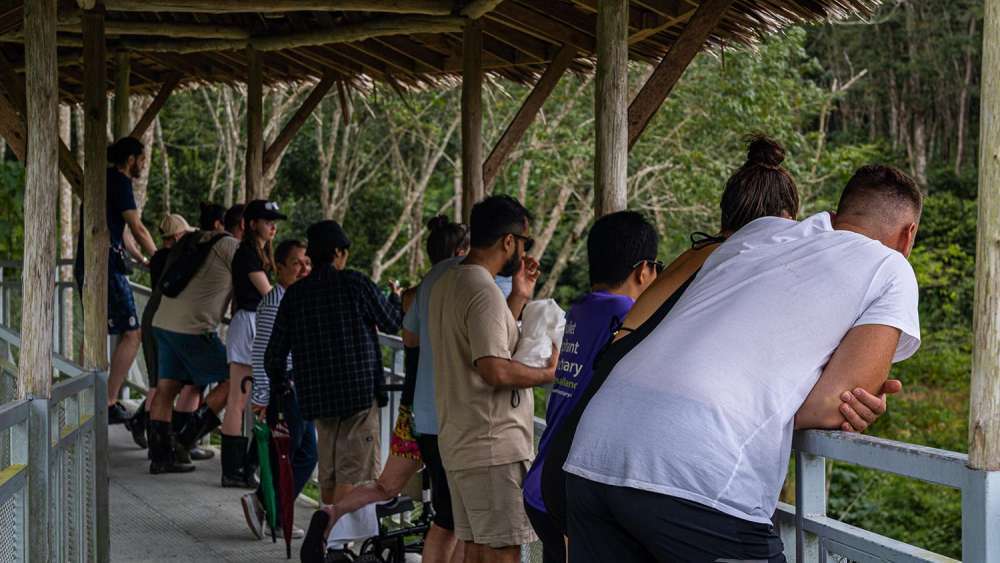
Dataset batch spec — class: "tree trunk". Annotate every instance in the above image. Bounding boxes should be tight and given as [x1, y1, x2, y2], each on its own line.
[129, 96, 154, 210]
[956, 15, 977, 177]
[539, 206, 593, 299]
[155, 116, 171, 213]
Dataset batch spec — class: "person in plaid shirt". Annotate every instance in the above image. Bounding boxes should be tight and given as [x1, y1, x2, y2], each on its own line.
[264, 220, 402, 505]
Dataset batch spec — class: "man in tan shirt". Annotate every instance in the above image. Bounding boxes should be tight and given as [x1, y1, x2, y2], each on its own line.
[428, 195, 558, 563]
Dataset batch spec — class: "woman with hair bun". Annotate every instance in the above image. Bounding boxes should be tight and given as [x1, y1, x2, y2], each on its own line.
[301, 216, 470, 563]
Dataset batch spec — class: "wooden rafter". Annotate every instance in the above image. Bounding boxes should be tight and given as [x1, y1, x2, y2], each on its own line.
[483, 44, 576, 191]
[262, 73, 336, 175]
[102, 0, 456, 15]
[130, 73, 181, 138]
[627, 0, 736, 148]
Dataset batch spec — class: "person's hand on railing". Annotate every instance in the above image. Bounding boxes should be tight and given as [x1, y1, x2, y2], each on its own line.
[838, 379, 902, 432]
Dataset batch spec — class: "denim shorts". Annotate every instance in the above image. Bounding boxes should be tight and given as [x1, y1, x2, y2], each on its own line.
[154, 327, 229, 386]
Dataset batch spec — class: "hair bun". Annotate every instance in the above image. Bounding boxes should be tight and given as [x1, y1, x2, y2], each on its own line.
[745, 134, 785, 168]
[427, 215, 449, 232]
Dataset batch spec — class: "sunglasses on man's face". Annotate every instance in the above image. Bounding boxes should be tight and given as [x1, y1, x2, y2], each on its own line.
[506, 233, 535, 253]
[632, 259, 665, 274]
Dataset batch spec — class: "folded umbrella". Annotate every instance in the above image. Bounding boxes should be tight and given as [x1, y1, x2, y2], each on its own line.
[271, 417, 295, 559]
[252, 418, 279, 542]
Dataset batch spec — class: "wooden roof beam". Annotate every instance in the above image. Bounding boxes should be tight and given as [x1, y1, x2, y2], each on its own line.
[78, 20, 251, 39]
[263, 73, 335, 175]
[101, 0, 456, 15]
[129, 73, 180, 138]
[252, 15, 466, 51]
[483, 44, 575, 191]
[627, 0, 735, 149]
[462, 0, 505, 19]
[489, 2, 596, 52]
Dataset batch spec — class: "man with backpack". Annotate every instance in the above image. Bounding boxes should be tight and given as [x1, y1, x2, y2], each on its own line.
[146, 213, 240, 474]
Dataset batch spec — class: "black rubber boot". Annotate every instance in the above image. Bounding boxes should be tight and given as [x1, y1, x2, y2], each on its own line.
[124, 400, 148, 449]
[221, 434, 258, 489]
[176, 405, 221, 453]
[172, 411, 194, 464]
[148, 421, 195, 475]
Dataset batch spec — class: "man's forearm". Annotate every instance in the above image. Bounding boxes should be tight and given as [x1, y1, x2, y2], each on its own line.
[477, 358, 554, 389]
[507, 292, 529, 321]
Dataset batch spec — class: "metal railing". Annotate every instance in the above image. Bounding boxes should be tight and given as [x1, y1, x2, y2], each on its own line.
[0, 325, 109, 563]
[1, 258, 995, 561]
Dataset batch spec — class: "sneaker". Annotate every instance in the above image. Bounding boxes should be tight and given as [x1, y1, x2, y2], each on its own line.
[241, 493, 265, 540]
[108, 402, 130, 425]
[277, 524, 305, 540]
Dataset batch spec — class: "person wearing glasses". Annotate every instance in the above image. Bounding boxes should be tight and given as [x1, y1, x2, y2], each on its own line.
[521, 210, 660, 563]
[427, 195, 557, 563]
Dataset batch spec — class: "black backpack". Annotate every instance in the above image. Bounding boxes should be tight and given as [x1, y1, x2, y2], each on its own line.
[159, 231, 228, 298]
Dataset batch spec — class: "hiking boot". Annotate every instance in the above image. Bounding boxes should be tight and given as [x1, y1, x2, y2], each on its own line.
[173, 411, 194, 464]
[221, 434, 259, 489]
[124, 400, 148, 449]
[108, 402, 130, 425]
[148, 421, 195, 475]
[300, 510, 332, 563]
[241, 492, 265, 540]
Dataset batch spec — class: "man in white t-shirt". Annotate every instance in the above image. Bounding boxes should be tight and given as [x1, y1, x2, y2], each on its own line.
[564, 165, 923, 562]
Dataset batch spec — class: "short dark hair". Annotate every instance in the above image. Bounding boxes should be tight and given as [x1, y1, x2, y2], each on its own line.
[426, 215, 470, 264]
[107, 137, 144, 167]
[587, 211, 659, 287]
[198, 202, 226, 231]
[275, 239, 306, 266]
[720, 135, 799, 232]
[469, 195, 533, 249]
[837, 165, 923, 220]
[224, 204, 245, 234]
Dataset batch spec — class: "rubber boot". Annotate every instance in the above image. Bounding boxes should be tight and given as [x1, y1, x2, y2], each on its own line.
[124, 400, 148, 449]
[148, 421, 195, 475]
[221, 434, 258, 489]
[176, 405, 221, 453]
[172, 411, 194, 464]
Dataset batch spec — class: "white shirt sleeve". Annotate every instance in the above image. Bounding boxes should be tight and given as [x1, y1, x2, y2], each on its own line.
[854, 252, 921, 362]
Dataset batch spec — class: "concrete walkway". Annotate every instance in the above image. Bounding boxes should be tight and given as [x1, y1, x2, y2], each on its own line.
[108, 425, 316, 562]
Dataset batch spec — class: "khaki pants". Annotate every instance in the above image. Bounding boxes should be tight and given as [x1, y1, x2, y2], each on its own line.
[314, 402, 381, 491]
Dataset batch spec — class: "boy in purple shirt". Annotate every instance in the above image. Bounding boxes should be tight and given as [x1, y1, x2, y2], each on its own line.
[523, 211, 661, 563]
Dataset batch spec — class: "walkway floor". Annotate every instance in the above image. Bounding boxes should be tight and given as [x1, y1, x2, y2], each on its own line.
[108, 425, 317, 562]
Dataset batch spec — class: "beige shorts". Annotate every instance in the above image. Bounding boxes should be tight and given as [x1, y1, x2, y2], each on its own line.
[447, 460, 537, 548]
[314, 402, 381, 491]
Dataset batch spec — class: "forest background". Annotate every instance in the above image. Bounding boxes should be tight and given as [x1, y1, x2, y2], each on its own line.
[0, 0, 979, 556]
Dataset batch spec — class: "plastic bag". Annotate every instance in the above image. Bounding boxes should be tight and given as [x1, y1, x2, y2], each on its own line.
[513, 299, 567, 368]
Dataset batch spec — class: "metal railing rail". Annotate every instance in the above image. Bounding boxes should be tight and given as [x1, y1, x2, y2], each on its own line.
[0, 321, 109, 563]
[776, 430, 996, 562]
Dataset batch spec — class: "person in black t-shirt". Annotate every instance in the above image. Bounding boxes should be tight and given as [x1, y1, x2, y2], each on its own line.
[220, 199, 285, 488]
[74, 137, 158, 426]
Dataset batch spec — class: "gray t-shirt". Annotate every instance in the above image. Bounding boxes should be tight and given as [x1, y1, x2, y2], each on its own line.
[153, 233, 239, 335]
[565, 213, 920, 524]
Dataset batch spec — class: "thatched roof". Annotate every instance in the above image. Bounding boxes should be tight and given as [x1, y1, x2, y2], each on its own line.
[0, 0, 875, 100]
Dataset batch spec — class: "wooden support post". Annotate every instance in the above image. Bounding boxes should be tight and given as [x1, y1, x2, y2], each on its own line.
[971, 0, 1000, 471]
[627, 0, 734, 149]
[245, 46, 264, 201]
[113, 50, 131, 139]
[461, 20, 483, 223]
[129, 74, 181, 138]
[21, 0, 58, 403]
[594, 0, 628, 216]
[483, 44, 575, 191]
[263, 73, 336, 175]
[82, 8, 109, 372]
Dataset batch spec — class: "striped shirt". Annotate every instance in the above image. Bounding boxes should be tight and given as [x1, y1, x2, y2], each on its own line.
[251, 284, 290, 407]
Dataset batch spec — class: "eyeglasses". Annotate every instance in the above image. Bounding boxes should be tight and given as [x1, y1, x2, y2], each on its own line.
[505, 233, 535, 253]
[632, 259, 665, 274]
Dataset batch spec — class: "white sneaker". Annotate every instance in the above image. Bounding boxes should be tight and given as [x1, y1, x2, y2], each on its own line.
[241, 493, 265, 540]
[276, 524, 305, 539]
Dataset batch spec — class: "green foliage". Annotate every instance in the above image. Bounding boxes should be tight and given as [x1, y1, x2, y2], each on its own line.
[0, 160, 24, 261]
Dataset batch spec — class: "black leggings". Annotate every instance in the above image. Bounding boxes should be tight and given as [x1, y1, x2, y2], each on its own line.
[526, 504, 567, 563]
[566, 475, 785, 563]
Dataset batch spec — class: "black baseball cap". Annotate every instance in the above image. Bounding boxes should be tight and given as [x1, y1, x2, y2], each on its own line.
[244, 199, 287, 221]
[307, 220, 351, 250]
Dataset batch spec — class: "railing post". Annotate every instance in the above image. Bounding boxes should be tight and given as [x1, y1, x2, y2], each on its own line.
[94, 369, 110, 562]
[795, 451, 826, 563]
[26, 398, 49, 563]
[962, 469, 1000, 562]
